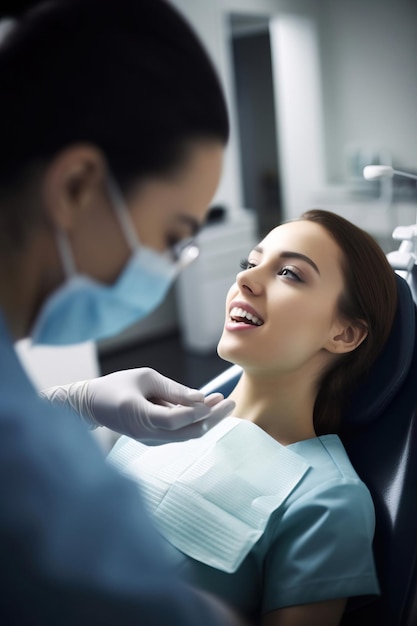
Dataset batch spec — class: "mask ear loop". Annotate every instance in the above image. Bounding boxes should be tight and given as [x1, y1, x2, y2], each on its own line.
[56, 229, 77, 278]
[106, 174, 193, 270]
[56, 176, 138, 279]
[106, 176, 140, 254]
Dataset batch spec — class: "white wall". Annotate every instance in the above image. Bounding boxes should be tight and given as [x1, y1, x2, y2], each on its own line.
[168, 0, 242, 212]
[168, 0, 320, 217]
[319, 0, 417, 183]
[170, 0, 417, 205]
[270, 14, 325, 220]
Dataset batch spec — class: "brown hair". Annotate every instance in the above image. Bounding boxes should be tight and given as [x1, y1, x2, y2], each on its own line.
[299, 209, 398, 435]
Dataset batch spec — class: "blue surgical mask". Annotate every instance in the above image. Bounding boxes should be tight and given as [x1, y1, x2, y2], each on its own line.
[30, 177, 198, 345]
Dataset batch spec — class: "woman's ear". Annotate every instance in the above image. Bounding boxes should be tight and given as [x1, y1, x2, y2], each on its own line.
[326, 320, 368, 355]
[40, 144, 108, 232]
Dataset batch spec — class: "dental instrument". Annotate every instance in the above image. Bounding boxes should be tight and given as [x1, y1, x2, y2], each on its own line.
[363, 166, 417, 287]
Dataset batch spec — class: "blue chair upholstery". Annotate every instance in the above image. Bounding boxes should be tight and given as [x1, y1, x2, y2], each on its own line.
[200, 275, 417, 626]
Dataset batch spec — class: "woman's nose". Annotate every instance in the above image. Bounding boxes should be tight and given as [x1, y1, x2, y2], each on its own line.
[236, 268, 263, 295]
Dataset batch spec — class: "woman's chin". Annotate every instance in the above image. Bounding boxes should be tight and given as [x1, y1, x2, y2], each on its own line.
[217, 338, 248, 367]
[216, 341, 232, 362]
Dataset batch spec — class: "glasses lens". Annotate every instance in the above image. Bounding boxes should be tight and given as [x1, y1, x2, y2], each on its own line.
[171, 239, 199, 269]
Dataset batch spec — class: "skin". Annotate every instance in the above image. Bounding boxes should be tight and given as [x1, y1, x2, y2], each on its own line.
[0, 139, 224, 341]
[217, 219, 367, 626]
[262, 599, 347, 626]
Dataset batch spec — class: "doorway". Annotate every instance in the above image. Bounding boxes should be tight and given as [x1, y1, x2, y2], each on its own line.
[229, 14, 282, 237]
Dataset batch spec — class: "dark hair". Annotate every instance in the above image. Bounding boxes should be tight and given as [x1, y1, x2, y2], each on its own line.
[0, 0, 228, 190]
[299, 209, 398, 435]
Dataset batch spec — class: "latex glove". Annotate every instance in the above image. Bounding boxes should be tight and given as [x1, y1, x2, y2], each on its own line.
[41, 368, 235, 443]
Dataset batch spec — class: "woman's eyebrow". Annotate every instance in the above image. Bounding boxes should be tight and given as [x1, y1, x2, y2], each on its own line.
[251, 246, 320, 275]
[281, 251, 321, 275]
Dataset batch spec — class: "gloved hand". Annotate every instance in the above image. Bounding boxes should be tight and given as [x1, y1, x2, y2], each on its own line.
[41, 368, 235, 443]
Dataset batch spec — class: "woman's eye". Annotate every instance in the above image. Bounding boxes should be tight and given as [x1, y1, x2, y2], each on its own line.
[278, 266, 302, 282]
[240, 258, 257, 270]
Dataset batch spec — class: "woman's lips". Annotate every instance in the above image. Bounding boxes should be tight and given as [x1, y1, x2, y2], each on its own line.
[227, 301, 264, 330]
[225, 319, 262, 331]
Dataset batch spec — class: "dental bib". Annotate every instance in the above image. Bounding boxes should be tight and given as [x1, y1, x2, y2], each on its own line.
[108, 417, 310, 573]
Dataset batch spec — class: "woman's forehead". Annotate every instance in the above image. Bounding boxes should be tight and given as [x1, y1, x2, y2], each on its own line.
[256, 220, 345, 283]
[259, 220, 338, 256]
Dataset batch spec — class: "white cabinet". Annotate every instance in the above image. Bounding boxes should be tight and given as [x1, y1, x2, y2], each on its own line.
[176, 209, 257, 352]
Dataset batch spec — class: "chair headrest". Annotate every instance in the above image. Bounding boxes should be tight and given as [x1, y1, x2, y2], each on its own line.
[342, 274, 416, 428]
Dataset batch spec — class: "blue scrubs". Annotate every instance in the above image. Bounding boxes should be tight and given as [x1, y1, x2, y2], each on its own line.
[109, 418, 380, 622]
[0, 311, 229, 625]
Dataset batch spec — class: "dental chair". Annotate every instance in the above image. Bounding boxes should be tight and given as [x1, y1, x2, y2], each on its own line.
[200, 273, 417, 626]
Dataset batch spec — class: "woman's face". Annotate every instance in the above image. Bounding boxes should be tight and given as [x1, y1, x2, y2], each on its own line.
[126, 140, 224, 255]
[70, 139, 224, 283]
[217, 220, 348, 376]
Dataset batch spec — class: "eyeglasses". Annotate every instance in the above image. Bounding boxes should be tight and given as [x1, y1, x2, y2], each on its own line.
[107, 175, 200, 271]
[170, 237, 200, 270]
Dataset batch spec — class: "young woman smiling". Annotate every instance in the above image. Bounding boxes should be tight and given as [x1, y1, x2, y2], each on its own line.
[109, 210, 398, 626]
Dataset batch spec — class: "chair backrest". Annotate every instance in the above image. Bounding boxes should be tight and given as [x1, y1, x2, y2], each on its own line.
[340, 275, 417, 626]
[200, 275, 417, 626]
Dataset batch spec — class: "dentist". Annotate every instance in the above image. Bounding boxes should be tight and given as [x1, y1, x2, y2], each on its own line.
[0, 1, 240, 625]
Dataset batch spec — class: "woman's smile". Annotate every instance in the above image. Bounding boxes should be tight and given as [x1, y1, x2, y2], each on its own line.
[226, 300, 264, 331]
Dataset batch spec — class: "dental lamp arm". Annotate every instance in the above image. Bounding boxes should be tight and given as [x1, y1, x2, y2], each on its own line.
[363, 165, 417, 181]
[40, 368, 235, 443]
[363, 165, 417, 274]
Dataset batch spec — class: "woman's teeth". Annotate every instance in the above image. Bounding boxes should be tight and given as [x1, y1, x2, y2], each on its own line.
[230, 307, 263, 326]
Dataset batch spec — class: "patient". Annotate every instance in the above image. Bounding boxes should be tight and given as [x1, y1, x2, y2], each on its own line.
[108, 210, 398, 626]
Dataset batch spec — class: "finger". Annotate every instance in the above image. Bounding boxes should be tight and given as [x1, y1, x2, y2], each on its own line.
[148, 391, 226, 411]
[196, 398, 236, 422]
[145, 411, 226, 445]
[144, 402, 211, 431]
[203, 392, 225, 408]
[146, 373, 205, 406]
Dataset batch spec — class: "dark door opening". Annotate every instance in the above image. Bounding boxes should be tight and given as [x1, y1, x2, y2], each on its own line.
[230, 14, 282, 237]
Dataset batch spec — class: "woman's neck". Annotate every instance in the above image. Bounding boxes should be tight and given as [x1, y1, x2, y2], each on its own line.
[228, 368, 319, 445]
[0, 229, 58, 341]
